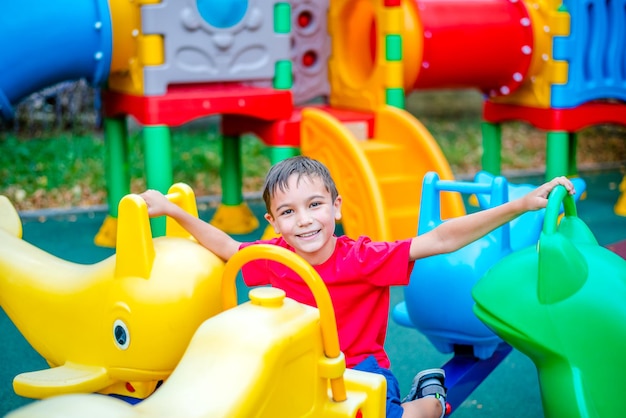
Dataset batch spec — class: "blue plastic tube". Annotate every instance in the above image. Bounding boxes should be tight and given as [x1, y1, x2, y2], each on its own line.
[0, 0, 112, 119]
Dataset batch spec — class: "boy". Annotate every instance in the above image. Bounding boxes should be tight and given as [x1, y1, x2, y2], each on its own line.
[140, 156, 575, 418]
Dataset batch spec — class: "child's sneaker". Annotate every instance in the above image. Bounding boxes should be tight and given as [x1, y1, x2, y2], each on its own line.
[403, 368, 447, 416]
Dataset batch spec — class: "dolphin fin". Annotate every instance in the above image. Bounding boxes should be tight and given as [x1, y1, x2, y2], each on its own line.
[115, 194, 155, 279]
[13, 363, 112, 399]
[165, 183, 199, 239]
[0, 195, 22, 238]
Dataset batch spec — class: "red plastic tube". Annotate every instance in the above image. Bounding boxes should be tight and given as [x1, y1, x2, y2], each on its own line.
[407, 0, 534, 97]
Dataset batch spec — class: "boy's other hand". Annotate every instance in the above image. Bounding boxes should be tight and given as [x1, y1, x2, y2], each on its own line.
[139, 190, 171, 217]
[524, 176, 576, 211]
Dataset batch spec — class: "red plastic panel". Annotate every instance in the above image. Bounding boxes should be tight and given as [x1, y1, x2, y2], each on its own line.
[222, 105, 376, 147]
[103, 83, 293, 127]
[484, 101, 626, 132]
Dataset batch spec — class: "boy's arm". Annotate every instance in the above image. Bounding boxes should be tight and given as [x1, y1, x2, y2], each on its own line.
[140, 190, 241, 261]
[409, 176, 576, 261]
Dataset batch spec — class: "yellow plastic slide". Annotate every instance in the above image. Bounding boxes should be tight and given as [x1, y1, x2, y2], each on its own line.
[300, 106, 465, 241]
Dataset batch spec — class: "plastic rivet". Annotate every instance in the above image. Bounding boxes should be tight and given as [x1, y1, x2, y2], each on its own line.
[249, 287, 286, 307]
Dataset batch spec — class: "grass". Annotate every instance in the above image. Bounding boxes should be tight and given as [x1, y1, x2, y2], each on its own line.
[1, 89, 625, 211]
[0, 119, 271, 211]
[407, 90, 626, 174]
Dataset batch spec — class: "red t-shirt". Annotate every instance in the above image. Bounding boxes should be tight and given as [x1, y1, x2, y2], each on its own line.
[239, 235, 414, 369]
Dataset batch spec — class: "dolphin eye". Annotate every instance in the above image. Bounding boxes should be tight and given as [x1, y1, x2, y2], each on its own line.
[113, 320, 130, 350]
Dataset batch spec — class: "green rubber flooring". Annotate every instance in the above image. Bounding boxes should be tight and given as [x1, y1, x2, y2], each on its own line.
[2, 167, 625, 417]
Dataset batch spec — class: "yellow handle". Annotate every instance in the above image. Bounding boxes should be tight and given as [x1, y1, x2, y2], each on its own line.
[221, 244, 347, 402]
[164, 183, 199, 238]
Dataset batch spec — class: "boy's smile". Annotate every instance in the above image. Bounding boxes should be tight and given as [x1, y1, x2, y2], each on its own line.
[265, 174, 342, 265]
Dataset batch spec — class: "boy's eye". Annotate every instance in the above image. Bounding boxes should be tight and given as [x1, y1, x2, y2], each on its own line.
[280, 209, 293, 216]
[310, 201, 321, 208]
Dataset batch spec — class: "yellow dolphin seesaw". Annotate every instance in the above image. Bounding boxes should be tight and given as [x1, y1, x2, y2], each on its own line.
[6, 244, 387, 418]
[0, 184, 225, 400]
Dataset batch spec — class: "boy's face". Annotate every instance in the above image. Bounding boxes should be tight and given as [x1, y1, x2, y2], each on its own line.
[264, 174, 342, 265]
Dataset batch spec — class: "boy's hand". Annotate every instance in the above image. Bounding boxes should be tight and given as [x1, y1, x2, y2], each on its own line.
[524, 176, 576, 211]
[139, 190, 172, 217]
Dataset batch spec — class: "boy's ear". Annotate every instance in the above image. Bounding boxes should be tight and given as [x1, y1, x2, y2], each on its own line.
[264, 213, 280, 233]
[334, 195, 342, 221]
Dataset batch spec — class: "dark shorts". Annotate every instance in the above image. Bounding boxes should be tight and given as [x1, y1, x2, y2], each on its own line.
[353, 355, 403, 418]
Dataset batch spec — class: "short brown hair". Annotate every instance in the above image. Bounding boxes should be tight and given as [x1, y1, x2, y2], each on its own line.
[262, 156, 339, 215]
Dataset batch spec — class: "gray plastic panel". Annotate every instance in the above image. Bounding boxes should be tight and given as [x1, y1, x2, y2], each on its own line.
[141, 0, 290, 95]
[290, 0, 330, 104]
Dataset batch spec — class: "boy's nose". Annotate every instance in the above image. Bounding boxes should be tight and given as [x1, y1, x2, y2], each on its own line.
[297, 213, 312, 227]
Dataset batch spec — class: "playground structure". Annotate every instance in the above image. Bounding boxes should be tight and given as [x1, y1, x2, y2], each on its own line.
[473, 186, 626, 418]
[1, 0, 626, 415]
[394, 174, 519, 361]
[1, 190, 388, 417]
[0, 185, 227, 400]
[392, 172, 587, 374]
[2, 0, 625, 248]
[3, 175, 623, 418]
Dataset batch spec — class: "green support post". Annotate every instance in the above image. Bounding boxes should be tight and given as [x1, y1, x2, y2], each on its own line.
[220, 135, 243, 206]
[143, 125, 173, 237]
[267, 145, 300, 165]
[481, 121, 502, 175]
[104, 117, 130, 217]
[546, 131, 570, 181]
[209, 135, 259, 234]
[567, 132, 578, 177]
[94, 116, 131, 248]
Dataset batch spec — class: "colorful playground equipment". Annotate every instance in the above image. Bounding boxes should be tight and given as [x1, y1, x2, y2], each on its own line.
[299, 106, 464, 240]
[3, 0, 624, 246]
[0, 185, 226, 400]
[393, 172, 586, 361]
[6, 245, 387, 418]
[393, 172, 514, 361]
[480, 0, 626, 181]
[1, 0, 625, 414]
[472, 170, 587, 251]
[473, 185, 626, 418]
[2, 176, 620, 418]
